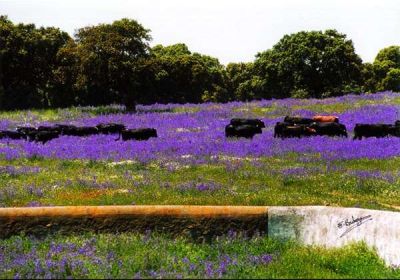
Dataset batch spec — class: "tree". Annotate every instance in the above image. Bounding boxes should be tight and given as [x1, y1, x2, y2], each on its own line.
[254, 29, 363, 98]
[370, 46, 400, 92]
[151, 43, 190, 57]
[375, 46, 400, 69]
[225, 62, 264, 101]
[73, 18, 151, 110]
[137, 44, 227, 104]
[50, 39, 81, 107]
[361, 62, 377, 93]
[0, 16, 71, 109]
[381, 68, 400, 92]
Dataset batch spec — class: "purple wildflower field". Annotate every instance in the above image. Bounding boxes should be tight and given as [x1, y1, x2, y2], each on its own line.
[1, 92, 400, 279]
[0, 91, 399, 163]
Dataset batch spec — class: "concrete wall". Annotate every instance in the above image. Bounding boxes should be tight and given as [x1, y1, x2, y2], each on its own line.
[1, 205, 400, 266]
[268, 206, 400, 266]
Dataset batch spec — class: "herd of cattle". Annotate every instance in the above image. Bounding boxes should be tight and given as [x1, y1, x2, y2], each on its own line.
[0, 115, 399, 144]
[225, 116, 400, 140]
[0, 123, 157, 144]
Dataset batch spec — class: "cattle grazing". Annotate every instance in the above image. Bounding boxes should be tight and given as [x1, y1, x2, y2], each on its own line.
[283, 116, 314, 125]
[230, 118, 265, 128]
[391, 124, 400, 137]
[274, 122, 291, 138]
[32, 131, 60, 144]
[54, 124, 78, 135]
[312, 115, 339, 123]
[16, 126, 37, 140]
[117, 128, 158, 141]
[309, 122, 347, 137]
[62, 126, 99, 136]
[225, 124, 262, 139]
[36, 126, 62, 134]
[16, 126, 37, 134]
[0, 130, 26, 140]
[55, 124, 77, 132]
[279, 125, 316, 138]
[353, 124, 396, 140]
[96, 123, 126, 134]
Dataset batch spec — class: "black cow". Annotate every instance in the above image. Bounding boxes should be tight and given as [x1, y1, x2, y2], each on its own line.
[280, 126, 305, 138]
[284, 116, 314, 125]
[391, 125, 400, 137]
[96, 123, 126, 134]
[225, 124, 262, 139]
[353, 124, 395, 140]
[280, 125, 316, 138]
[0, 130, 26, 140]
[309, 122, 347, 137]
[117, 128, 158, 141]
[230, 118, 265, 128]
[54, 124, 78, 135]
[16, 126, 37, 140]
[274, 122, 291, 138]
[62, 126, 99, 136]
[16, 126, 37, 134]
[37, 126, 61, 133]
[395, 120, 400, 127]
[32, 131, 60, 144]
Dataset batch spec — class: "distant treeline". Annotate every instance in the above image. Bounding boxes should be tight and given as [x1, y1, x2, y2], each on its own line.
[0, 16, 399, 110]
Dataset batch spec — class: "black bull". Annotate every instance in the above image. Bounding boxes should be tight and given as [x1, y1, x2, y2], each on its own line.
[230, 118, 265, 128]
[274, 122, 347, 138]
[353, 124, 400, 140]
[116, 128, 158, 141]
[225, 124, 262, 138]
[283, 116, 314, 125]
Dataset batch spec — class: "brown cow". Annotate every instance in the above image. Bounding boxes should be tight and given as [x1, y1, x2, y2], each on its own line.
[312, 115, 339, 123]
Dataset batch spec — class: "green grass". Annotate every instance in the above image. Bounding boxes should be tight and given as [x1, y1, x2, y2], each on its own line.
[1, 156, 400, 211]
[1, 233, 399, 279]
[1, 97, 400, 278]
[0, 105, 126, 123]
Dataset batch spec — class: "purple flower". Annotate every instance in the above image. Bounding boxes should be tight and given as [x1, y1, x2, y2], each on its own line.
[248, 254, 273, 265]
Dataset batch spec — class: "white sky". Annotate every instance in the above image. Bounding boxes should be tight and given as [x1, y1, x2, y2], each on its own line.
[1, 0, 399, 65]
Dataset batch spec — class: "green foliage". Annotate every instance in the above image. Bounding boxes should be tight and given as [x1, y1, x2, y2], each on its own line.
[368, 46, 400, 92]
[1, 15, 399, 109]
[137, 43, 227, 104]
[381, 68, 400, 92]
[225, 62, 264, 101]
[73, 18, 151, 110]
[0, 233, 399, 279]
[290, 88, 310, 99]
[375, 46, 400, 69]
[254, 29, 363, 99]
[0, 15, 71, 109]
[151, 43, 191, 57]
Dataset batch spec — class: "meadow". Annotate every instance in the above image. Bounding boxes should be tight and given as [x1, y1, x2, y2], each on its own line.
[1, 91, 400, 278]
[0, 91, 400, 209]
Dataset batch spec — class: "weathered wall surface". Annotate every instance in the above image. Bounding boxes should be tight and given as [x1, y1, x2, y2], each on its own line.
[0, 205, 268, 240]
[1, 205, 400, 266]
[268, 206, 400, 266]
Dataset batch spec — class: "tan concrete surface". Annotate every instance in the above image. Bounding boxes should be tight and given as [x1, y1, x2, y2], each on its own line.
[268, 206, 400, 266]
[0, 205, 268, 217]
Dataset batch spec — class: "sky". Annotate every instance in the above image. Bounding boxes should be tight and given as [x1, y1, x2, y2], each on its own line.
[1, 0, 399, 65]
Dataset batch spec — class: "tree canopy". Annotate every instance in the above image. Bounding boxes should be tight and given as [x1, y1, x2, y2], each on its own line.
[368, 46, 400, 92]
[136, 43, 227, 104]
[0, 16, 399, 110]
[253, 30, 363, 99]
[0, 16, 71, 109]
[72, 18, 151, 110]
